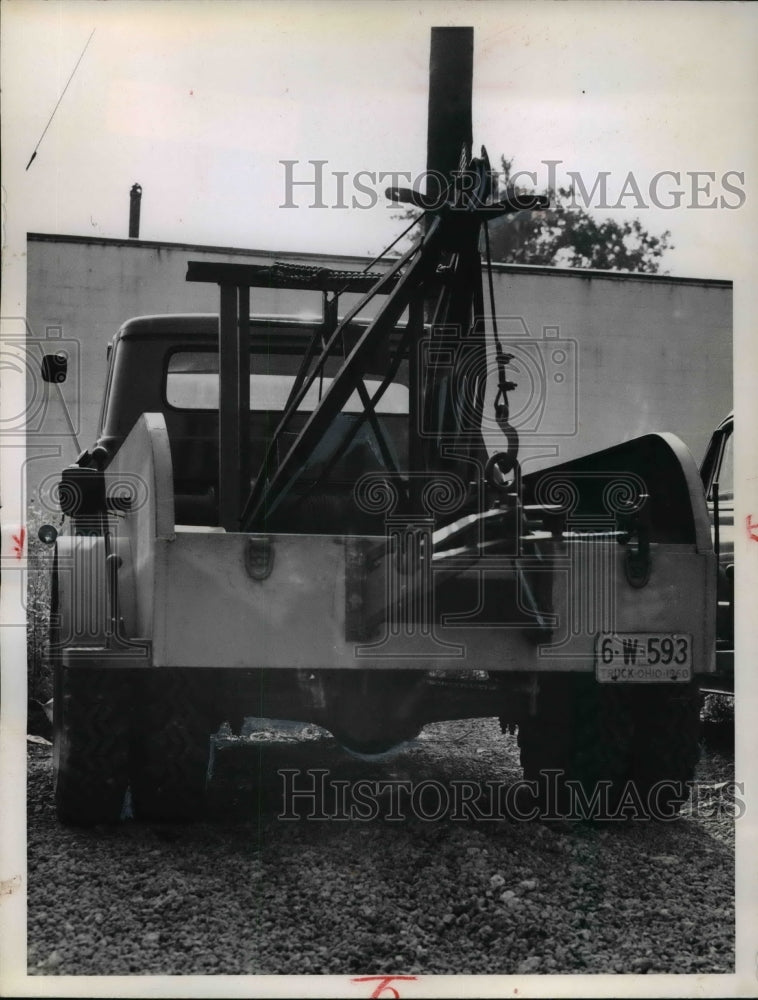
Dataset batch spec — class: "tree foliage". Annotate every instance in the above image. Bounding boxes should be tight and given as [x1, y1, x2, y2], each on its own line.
[486, 158, 673, 273]
[394, 156, 673, 273]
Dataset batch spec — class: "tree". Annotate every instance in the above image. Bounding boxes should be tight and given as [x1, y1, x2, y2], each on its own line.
[394, 156, 673, 274]
[485, 157, 673, 273]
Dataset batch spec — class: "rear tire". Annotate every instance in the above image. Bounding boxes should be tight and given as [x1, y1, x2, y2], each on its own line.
[53, 665, 132, 825]
[630, 681, 701, 817]
[130, 670, 214, 822]
[517, 675, 700, 820]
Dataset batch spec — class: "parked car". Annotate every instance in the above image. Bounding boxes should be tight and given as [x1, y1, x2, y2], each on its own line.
[700, 413, 734, 692]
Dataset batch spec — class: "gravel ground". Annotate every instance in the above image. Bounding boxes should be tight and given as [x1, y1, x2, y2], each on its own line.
[27, 717, 735, 977]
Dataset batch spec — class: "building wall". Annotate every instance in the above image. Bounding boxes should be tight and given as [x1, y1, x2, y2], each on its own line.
[481, 266, 732, 476]
[25, 233, 732, 508]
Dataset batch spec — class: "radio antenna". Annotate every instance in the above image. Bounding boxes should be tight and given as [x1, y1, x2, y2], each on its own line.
[25, 28, 96, 171]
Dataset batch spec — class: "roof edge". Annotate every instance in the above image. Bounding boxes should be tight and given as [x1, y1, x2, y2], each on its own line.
[26, 232, 733, 288]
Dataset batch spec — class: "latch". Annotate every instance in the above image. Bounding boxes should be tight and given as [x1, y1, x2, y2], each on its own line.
[617, 493, 651, 588]
[245, 535, 274, 581]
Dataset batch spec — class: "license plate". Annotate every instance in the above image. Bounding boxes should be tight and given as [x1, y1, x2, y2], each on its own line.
[595, 632, 692, 683]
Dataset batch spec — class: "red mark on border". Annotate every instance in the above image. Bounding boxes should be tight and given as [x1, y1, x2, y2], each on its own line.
[351, 976, 418, 999]
[12, 527, 26, 559]
[747, 514, 758, 542]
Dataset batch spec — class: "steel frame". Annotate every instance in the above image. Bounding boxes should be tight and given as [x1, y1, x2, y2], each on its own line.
[187, 160, 547, 533]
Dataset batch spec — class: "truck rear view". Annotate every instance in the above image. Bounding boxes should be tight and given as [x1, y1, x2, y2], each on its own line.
[43, 151, 716, 825]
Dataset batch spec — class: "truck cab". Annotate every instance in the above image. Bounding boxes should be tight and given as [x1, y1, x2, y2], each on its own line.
[94, 314, 410, 533]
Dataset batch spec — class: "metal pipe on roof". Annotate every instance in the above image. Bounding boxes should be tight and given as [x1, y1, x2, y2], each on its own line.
[129, 184, 142, 238]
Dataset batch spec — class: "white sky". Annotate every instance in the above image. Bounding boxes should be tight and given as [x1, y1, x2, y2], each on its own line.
[2, 0, 757, 278]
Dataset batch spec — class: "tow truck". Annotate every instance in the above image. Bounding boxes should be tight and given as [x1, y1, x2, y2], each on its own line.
[41, 30, 715, 824]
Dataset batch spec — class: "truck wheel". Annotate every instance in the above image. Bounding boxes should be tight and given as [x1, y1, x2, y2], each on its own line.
[53, 665, 132, 825]
[517, 675, 698, 820]
[130, 670, 213, 822]
[629, 682, 701, 817]
[517, 674, 633, 820]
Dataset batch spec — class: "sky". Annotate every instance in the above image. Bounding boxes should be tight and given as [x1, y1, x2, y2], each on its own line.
[2, 0, 757, 279]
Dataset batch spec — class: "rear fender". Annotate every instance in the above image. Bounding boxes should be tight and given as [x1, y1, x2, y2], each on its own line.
[522, 432, 716, 673]
[108, 413, 175, 639]
[523, 432, 712, 551]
